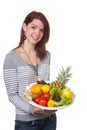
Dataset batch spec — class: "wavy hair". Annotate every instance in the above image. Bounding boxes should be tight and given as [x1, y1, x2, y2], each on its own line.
[17, 11, 50, 60]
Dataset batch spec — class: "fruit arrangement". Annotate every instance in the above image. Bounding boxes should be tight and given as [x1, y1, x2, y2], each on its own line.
[24, 66, 74, 108]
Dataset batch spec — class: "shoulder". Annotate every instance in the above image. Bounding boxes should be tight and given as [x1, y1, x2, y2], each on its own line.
[46, 51, 51, 58]
[3, 50, 17, 69]
[41, 51, 50, 63]
[46, 51, 51, 62]
[4, 50, 17, 62]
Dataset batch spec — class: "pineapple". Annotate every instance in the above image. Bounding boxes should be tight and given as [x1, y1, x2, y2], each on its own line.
[51, 66, 72, 89]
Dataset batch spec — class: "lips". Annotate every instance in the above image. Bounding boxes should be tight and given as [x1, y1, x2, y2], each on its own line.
[32, 35, 41, 41]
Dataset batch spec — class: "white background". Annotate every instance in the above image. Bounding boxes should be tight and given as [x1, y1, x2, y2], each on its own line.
[0, 0, 87, 130]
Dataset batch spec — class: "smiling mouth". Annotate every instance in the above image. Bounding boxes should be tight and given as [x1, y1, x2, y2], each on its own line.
[32, 36, 40, 41]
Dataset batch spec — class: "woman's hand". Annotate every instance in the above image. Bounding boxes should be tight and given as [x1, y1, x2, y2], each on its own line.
[33, 107, 57, 115]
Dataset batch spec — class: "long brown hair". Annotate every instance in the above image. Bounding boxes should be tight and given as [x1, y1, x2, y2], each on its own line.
[17, 11, 50, 60]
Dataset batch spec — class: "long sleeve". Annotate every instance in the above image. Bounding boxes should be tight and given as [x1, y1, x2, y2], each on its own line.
[3, 52, 33, 114]
[3, 50, 51, 121]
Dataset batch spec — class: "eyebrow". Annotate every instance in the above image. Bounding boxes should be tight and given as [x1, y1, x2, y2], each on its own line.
[31, 24, 44, 30]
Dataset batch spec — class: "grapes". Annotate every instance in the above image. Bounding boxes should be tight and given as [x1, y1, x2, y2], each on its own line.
[37, 80, 50, 85]
[52, 92, 61, 102]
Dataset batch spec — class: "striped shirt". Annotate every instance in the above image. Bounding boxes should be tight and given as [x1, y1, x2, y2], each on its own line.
[3, 50, 51, 121]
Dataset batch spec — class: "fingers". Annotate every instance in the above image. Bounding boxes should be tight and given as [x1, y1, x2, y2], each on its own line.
[33, 107, 56, 114]
[34, 107, 44, 114]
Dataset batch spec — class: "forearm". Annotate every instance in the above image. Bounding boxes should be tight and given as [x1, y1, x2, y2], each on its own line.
[3, 68, 33, 114]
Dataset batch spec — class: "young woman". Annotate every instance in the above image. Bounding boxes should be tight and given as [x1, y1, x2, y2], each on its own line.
[3, 11, 57, 130]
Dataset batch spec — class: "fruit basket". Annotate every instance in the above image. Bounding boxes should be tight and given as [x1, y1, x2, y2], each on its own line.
[24, 66, 75, 110]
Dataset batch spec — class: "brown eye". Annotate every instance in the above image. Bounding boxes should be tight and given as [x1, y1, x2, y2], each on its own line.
[31, 26, 36, 29]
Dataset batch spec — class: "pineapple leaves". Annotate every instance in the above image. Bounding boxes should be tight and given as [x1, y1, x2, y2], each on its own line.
[56, 66, 72, 85]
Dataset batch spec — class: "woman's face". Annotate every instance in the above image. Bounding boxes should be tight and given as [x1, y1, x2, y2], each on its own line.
[23, 19, 44, 45]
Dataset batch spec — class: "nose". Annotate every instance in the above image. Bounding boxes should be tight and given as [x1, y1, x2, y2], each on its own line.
[35, 29, 40, 36]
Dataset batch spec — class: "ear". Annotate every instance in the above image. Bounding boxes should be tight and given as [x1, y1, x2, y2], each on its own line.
[22, 23, 27, 31]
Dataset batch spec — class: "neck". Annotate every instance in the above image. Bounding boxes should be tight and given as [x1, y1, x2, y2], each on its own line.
[22, 40, 35, 54]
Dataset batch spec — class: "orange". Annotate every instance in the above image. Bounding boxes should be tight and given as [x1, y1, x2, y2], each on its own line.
[31, 84, 42, 95]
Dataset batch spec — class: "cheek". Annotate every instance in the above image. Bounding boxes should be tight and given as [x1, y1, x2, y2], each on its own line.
[25, 29, 32, 37]
[25, 26, 32, 34]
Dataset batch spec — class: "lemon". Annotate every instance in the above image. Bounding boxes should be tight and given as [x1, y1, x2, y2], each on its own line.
[62, 88, 73, 99]
[41, 85, 50, 93]
[47, 100, 55, 107]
